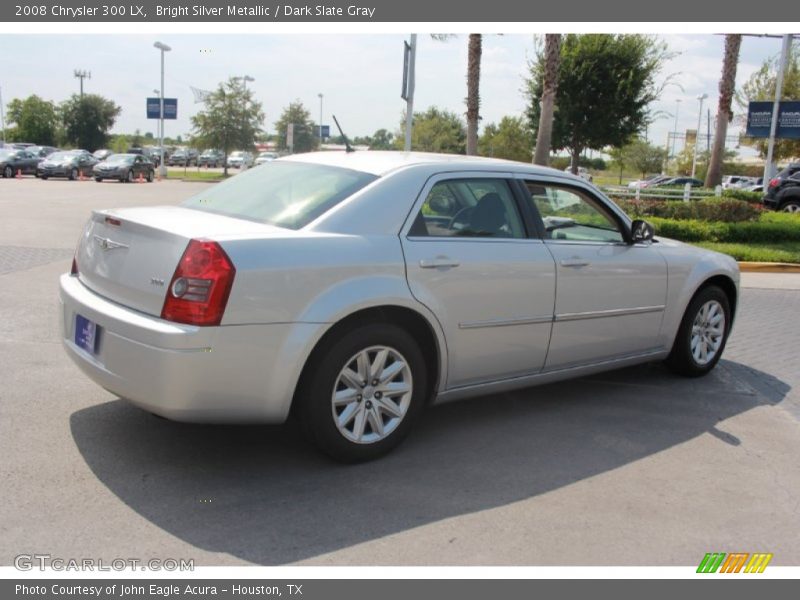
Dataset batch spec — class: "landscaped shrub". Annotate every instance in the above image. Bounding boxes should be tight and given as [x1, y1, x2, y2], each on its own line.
[616, 198, 760, 223]
[649, 215, 800, 243]
[721, 189, 764, 204]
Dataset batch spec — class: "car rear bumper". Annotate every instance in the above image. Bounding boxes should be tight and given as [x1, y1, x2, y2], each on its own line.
[59, 273, 321, 423]
[763, 196, 779, 210]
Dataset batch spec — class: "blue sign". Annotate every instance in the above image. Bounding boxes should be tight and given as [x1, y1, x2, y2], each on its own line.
[316, 125, 330, 138]
[746, 101, 800, 139]
[146, 97, 178, 120]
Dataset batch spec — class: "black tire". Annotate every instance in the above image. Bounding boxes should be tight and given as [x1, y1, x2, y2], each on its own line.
[296, 323, 428, 462]
[3, 166, 13, 178]
[146, 170, 154, 183]
[69, 168, 78, 181]
[95, 177, 103, 182]
[126, 170, 134, 183]
[665, 285, 731, 377]
[780, 199, 800, 213]
[41, 175, 48, 180]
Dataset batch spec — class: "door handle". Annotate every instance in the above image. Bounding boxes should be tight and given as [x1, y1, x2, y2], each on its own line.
[560, 259, 590, 268]
[420, 257, 460, 269]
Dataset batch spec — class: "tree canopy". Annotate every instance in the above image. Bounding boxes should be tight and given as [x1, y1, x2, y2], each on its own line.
[478, 116, 532, 163]
[60, 94, 121, 151]
[527, 34, 670, 170]
[397, 106, 466, 154]
[273, 101, 318, 154]
[191, 77, 265, 173]
[6, 95, 60, 146]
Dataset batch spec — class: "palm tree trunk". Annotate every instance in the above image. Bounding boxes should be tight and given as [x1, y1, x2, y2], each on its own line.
[466, 34, 482, 156]
[533, 34, 562, 166]
[705, 34, 742, 188]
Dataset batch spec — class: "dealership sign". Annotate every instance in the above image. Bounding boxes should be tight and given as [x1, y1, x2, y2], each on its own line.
[746, 101, 800, 139]
[146, 97, 178, 120]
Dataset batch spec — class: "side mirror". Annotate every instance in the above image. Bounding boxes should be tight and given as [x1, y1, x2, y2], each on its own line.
[630, 219, 655, 244]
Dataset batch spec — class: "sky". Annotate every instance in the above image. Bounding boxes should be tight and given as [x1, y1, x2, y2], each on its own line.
[0, 33, 789, 157]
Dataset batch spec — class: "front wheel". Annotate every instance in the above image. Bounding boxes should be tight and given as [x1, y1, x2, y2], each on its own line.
[296, 323, 428, 462]
[69, 168, 78, 181]
[95, 177, 103, 182]
[146, 170, 154, 182]
[126, 169, 134, 183]
[666, 285, 731, 377]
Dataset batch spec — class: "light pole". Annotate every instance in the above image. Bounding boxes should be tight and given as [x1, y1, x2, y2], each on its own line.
[153, 41, 171, 177]
[153, 89, 162, 157]
[318, 93, 324, 147]
[74, 69, 91, 97]
[691, 93, 707, 179]
[0, 85, 5, 147]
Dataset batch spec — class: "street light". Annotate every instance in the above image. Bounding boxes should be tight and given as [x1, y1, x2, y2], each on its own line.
[318, 93, 324, 146]
[153, 41, 171, 177]
[152, 89, 162, 160]
[691, 93, 708, 180]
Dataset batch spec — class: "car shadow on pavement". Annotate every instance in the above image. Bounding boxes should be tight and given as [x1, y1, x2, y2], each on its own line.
[69, 359, 789, 565]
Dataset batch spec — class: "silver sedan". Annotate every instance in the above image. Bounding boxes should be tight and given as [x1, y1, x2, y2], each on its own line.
[60, 152, 739, 461]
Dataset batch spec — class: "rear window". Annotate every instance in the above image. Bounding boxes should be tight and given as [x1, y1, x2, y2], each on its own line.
[777, 165, 800, 179]
[182, 160, 378, 230]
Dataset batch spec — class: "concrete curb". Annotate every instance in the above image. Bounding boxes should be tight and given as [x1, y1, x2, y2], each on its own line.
[738, 262, 800, 273]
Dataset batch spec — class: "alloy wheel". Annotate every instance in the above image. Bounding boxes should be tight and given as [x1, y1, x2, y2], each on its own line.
[691, 300, 726, 366]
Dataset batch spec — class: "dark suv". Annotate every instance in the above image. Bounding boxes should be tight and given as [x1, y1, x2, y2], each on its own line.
[763, 164, 800, 213]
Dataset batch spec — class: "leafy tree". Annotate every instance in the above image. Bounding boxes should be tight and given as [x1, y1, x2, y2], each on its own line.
[60, 94, 121, 151]
[527, 34, 670, 173]
[532, 34, 562, 166]
[274, 100, 318, 154]
[191, 77, 265, 175]
[396, 107, 466, 154]
[6, 95, 60, 145]
[478, 116, 532, 162]
[737, 43, 800, 161]
[619, 138, 667, 178]
[369, 128, 394, 150]
[706, 35, 742, 187]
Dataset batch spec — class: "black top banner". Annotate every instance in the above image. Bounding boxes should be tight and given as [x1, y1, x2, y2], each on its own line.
[1, 0, 794, 22]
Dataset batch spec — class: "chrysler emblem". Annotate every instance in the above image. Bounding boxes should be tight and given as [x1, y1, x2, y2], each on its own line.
[93, 235, 129, 251]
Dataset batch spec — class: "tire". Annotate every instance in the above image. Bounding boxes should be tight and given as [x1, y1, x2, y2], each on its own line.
[666, 285, 731, 377]
[146, 170, 154, 183]
[69, 168, 78, 181]
[95, 177, 102, 182]
[780, 199, 800, 213]
[41, 175, 48, 180]
[3, 166, 13, 178]
[126, 170, 134, 183]
[296, 323, 428, 462]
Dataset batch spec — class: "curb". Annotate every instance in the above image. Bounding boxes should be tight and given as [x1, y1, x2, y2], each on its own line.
[738, 262, 800, 273]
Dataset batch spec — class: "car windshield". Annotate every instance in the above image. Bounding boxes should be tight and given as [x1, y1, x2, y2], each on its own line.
[106, 155, 134, 164]
[183, 161, 378, 230]
[0, 150, 16, 159]
[48, 152, 71, 161]
[230, 152, 243, 157]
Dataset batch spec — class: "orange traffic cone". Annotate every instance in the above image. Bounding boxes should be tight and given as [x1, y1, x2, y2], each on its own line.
[16, 169, 22, 179]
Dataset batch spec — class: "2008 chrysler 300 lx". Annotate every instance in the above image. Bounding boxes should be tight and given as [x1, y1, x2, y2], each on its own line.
[60, 152, 739, 461]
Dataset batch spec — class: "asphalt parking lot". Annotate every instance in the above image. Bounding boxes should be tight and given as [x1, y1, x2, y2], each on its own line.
[1, 177, 799, 566]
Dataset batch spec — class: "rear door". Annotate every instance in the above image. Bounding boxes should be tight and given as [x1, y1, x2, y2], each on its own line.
[518, 179, 668, 370]
[401, 172, 556, 389]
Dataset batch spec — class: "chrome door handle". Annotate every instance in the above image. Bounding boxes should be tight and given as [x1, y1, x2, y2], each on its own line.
[560, 259, 590, 267]
[420, 257, 460, 269]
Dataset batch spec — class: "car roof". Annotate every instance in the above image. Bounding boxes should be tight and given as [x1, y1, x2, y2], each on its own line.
[279, 150, 568, 178]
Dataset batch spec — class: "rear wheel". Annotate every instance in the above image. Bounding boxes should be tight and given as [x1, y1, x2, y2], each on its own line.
[146, 170, 154, 182]
[297, 323, 427, 462]
[126, 169, 134, 183]
[666, 285, 731, 377]
[781, 199, 800, 213]
[95, 177, 102, 182]
[69, 168, 78, 181]
[3, 165, 12, 178]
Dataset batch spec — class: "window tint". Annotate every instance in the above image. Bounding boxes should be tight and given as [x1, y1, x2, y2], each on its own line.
[410, 179, 525, 239]
[524, 182, 624, 244]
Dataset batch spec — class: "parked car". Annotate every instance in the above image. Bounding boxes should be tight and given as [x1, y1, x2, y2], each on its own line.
[93, 153, 155, 183]
[61, 152, 739, 462]
[722, 175, 754, 190]
[38, 150, 98, 180]
[227, 150, 254, 169]
[11, 142, 35, 149]
[563, 165, 593, 182]
[198, 149, 226, 168]
[144, 146, 166, 167]
[628, 175, 671, 189]
[656, 177, 704, 188]
[29, 145, 59, 159]
[254, 151, 279, 165]
[93, 149, 115, 161]
[763, 164, 800, 212]
[0, 148, 42, 177]
[167, 148, 198, 167]
[742, 178, 764, 194]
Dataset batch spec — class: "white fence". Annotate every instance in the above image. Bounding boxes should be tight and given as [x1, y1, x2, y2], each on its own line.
[600, 184, 722, 202]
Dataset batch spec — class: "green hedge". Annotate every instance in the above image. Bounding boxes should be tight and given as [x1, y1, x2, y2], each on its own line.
[650, 215, 800, 243]
[617, 198, 761, 223]
[720, 189, 764, 204]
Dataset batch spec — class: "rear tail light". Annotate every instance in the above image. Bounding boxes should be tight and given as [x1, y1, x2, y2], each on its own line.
[769, 178, 780, 188]
[161, 239, 236, 326]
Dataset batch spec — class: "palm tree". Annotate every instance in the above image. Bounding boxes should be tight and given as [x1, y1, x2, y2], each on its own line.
[705, 34, 742, 188]
[466, 34, 482, 155]
[533, 34, 562, 166]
